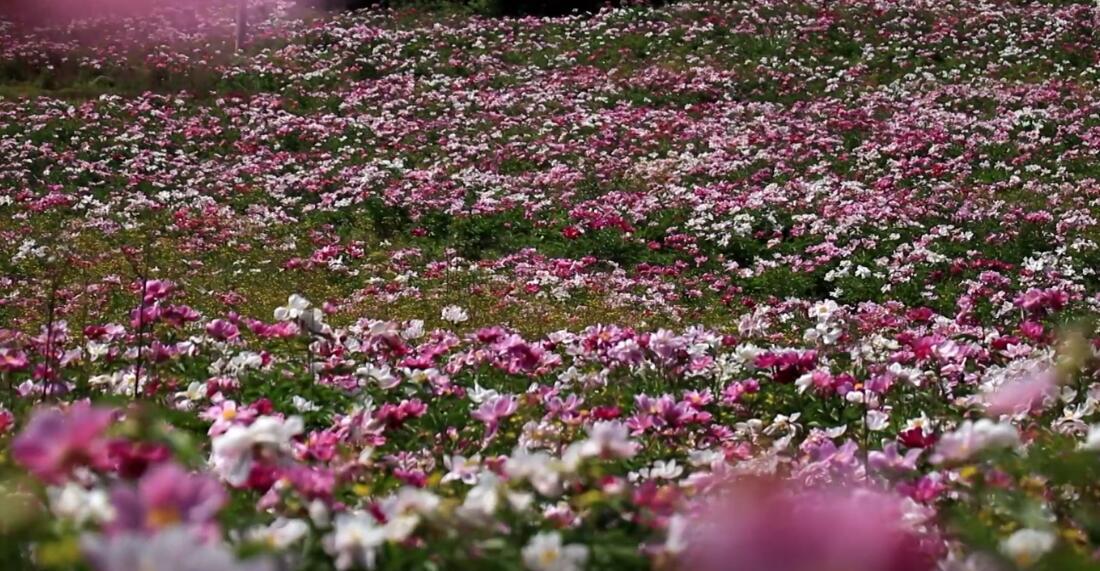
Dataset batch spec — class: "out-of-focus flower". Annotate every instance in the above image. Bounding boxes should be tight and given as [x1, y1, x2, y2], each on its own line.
[931, 420, 1019, 464]
[325, 511, 386, 571]
[441, 305, 469, 324]
[48, 483, 115, 526]
[82, 528, 271, 571]
[869, 443, 921, 473]
[568, 421, 638, 460]
[984, 371, 1056, 416]
[1081, 425, 1100, 450]
[108, 463, 226, 539]
[999, 528, 1056, 567]
[522, 531, 589, 571]
[12, 403, 115, 483]
[210, 416, 303, 486]
[442, 454, 481, 485]
[245, 518, 310, 550]
[675, 481, 937, 571]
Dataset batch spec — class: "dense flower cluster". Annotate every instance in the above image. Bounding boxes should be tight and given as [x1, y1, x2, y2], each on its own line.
[1, 1, 1100, 570]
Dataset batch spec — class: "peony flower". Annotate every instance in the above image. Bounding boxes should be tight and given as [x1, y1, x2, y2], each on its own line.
[442, 454, 482, 485]
[274, 295, 326, 334]
[931, 419, 1019, 464]
[48, 483, 115, 526]
[107, 463, 226, 539]
[82, 528, 271, 571]
[677, 482, 937, 571]
[440, 305, 469, 324]
[472, 394, 518, 438]
[325, 511, 387, 571]
[12, 403, 115, 483]
[522, 531, 589, 571]
[570, 421, 638, 460]
[1082, 425, 1100, 450]
[999, 528, 1056, 567]
[245, 518, 310, 550]
[983, 371, 1056, 416]
[209, 416, 303, 486]
[205, 319, 240, 342]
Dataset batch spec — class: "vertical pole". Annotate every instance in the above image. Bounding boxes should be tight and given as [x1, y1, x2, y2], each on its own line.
[235, 0, 248, 53]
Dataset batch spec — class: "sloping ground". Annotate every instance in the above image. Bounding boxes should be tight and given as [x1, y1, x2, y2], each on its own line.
[0, 2, 1099, 570]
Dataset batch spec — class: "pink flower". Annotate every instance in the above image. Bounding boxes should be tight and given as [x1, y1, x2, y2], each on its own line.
[201, 401, 256, 436]
[984, 370, 1056, 416]
[205, 319, 240, 342]
[472, 394, 518, 437]
[108, 463, 227, 540]
[677, 481, 938, 571]
[0, 349, 29, 372]
[12, 403, 115, 483]
[109, 440, 172, 479]
[869, 443, 922, 474]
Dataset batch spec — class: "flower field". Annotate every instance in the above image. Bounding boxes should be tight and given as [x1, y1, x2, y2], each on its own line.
[1, 1, 1100, 569]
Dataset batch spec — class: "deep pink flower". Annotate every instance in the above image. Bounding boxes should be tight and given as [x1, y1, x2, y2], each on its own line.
[472, 394, 518, 437]
[679, 481, 938, 571]
[108, 463, 227, 539]
[984, 370, 1056, 416]
[0, 349, 29, 372]
[205, 319, 240, 342]
[12, 403, 115, 483]
[109, 440, 173, 479]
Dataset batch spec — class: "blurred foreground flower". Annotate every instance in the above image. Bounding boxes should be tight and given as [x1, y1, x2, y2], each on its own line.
[672, 480, 939, 571]
[82, 528, 271, 571]
[12, 403, 115, 483]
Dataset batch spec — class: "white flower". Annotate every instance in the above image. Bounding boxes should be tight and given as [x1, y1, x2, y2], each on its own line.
[442, 454, 482, 485]
[274, 294, 311, 322]
[999, 528, 1055, 567]
[401, 320, 425, 339]
[274, 294, 326, 334]
[441, 305, 469, 324]
[663, 514, 689, 555]
[631, 459, 684, 482]
[292, 396, 320, 413]
[1082, 425, 1100, 450]
[569, 421, 638, 461]
[356, 364, 399, 389]
[507, 449, 563, 496]
[468, 381, 500, 404]
[48, 484, 114, 525]
[457, 472, 503, 524]
[326, 511, 387, 571]
[808, 299, 839, 321]
[246, 518, 310, 549]
[210, 416, 303, 486]
[866, 409, 890, 431]
[932, 419, 1019, 464]
[522, 531, 589, 571]
[377, 487, 441, 542]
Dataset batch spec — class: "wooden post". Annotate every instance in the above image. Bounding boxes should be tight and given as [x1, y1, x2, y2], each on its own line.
[235, 0, 248, 53]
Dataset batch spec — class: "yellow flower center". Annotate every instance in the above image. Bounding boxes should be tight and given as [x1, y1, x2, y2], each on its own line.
[539, 550, 560, 565]
[147, 507, 182, 528]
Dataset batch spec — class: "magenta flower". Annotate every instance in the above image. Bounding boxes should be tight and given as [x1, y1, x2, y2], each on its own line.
[984, 370, 1056, 416]
[678, 481, 938, 571]
[108, 462, 227, 539]
[0, 349, 29, 372]
[472, 394, 518, 438]
[869, 443, 922, 474]
[205, 319, 241, 342]
[12, 402, 115, 483]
